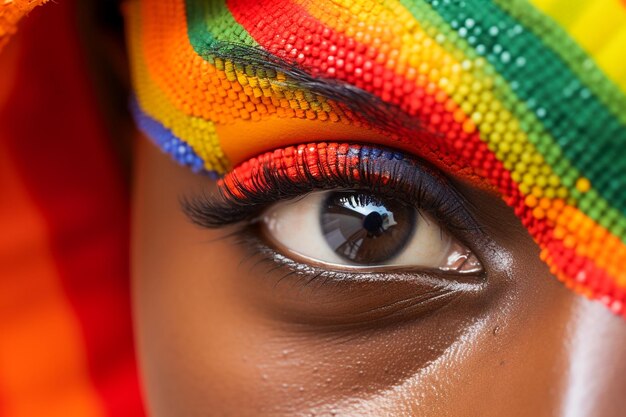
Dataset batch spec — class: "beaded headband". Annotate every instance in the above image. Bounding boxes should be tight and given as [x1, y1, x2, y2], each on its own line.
[127, 0, 626, 317]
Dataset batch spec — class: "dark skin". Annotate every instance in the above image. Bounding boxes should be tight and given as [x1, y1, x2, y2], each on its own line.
[132, 138, 626, 417]
[77, 0, 626, 413]
[8, 0, 619, 415]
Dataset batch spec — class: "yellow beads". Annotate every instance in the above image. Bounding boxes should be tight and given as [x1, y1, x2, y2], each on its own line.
[576, 177, 592, 193]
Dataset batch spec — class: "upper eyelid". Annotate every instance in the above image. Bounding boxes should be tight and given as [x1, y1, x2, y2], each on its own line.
[181, 142, 483, 236]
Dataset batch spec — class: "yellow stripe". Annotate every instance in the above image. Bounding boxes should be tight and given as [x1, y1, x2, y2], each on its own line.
[596, 24, 626, 84]
[529, 0, 626, 93]
[528, 0, 589, 26]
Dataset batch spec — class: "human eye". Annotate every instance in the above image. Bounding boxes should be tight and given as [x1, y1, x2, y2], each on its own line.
[261, 190, 481, 274]
[184, 142, 485, 282]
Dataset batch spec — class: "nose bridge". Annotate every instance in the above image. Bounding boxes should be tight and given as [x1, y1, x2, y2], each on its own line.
[558, 299, 626, 417]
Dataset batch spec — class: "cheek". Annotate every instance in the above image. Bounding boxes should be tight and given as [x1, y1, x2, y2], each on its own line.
[132, 138, 603, 417]
[131, 141, 470, 415]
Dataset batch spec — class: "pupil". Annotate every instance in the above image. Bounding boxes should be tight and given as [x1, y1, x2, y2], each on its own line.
[320, 191, 416, 265]
[362, 211, 385, 236]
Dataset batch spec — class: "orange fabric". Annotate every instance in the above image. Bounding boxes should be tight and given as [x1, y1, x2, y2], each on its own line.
[0, 141, 105, 417]
[0, 0, 48, 52]
[0, 1, 144, 415]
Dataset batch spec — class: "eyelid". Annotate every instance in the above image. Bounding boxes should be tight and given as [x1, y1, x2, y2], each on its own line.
[234, 228, 487, 287]
[260, 189, 483, 275]
[182, 142, 483, 240]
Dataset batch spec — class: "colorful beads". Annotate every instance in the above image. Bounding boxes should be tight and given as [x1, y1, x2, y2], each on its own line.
[576, 177, 592, 194]
[128, 0, 626, 318]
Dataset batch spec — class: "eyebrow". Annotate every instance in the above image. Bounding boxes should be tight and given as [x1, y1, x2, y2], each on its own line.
[208, 42, 421, 134]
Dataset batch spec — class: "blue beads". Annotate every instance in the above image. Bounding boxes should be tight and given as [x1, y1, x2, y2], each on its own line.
[130, 99, 208, 174]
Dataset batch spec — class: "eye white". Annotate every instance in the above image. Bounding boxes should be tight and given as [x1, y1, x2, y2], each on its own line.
[260, 191, 482, 274]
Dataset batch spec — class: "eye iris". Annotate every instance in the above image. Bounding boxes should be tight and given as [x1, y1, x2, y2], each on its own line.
[320, 192, 416, 265]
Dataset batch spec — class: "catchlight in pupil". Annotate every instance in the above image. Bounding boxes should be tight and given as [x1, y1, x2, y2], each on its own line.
[320, 192, 416, 264]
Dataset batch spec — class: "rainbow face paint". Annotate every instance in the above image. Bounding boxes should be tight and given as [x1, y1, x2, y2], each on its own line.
[127, 0, 626, 317]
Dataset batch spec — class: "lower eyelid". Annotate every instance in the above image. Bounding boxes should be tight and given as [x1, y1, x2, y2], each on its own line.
[228, 229, 486, 329]
[242, 223, 486, 285]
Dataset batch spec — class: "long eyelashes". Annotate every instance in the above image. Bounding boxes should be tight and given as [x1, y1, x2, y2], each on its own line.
[182, 142, 482, 235]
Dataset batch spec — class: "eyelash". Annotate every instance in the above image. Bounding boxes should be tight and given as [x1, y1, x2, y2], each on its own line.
[182, 141, 490, 285]
[182, 142, 482, 237]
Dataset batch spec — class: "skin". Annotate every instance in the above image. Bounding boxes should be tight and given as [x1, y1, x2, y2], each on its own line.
[118, 1, 626, 415]
[6, 0, 617, 415]
[132, 137, 626, 417]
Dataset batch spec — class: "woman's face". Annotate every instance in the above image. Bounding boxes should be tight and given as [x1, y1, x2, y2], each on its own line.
[128, 0, 626, 416]
[132, 139, 626, 417]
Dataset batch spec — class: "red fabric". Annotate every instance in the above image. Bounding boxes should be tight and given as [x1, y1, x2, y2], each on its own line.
[1, 1, 144, 416]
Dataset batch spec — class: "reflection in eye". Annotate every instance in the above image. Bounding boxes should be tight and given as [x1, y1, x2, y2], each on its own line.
[184, 143, 487, 279]
[262, 190, 482, 274]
